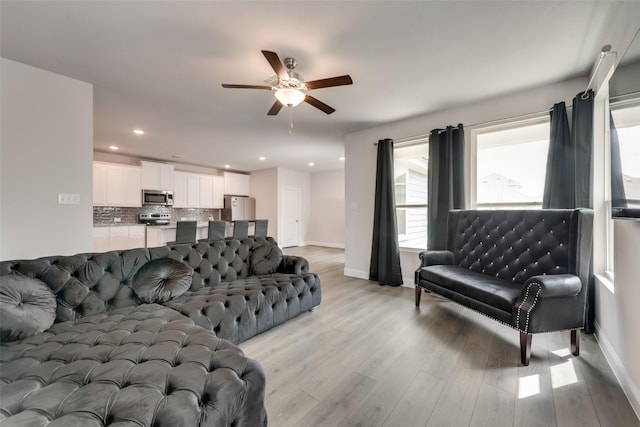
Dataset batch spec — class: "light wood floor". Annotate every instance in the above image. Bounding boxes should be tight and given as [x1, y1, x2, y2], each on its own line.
[239, 246, 639, 427]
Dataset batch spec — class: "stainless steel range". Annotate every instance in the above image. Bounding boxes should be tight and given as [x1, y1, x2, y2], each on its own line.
[139, 213, 170, 225]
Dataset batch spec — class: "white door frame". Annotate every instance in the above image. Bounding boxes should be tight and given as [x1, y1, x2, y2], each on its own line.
[279, 186, 301, 247]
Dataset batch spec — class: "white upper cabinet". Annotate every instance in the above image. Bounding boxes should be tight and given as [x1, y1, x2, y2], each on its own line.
[93, 162, 141, 207]
[212, 176, 224, 208]
[199, 175, 214, 208]
[93, 163, 108, 205]
[173, 171, 188, 208]
[141, 161, 174, 191]
[223, 172, 250, 196]
[175, 171, 223, 209]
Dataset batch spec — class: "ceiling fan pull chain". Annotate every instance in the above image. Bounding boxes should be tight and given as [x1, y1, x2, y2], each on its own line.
[289, 107, 294, 135]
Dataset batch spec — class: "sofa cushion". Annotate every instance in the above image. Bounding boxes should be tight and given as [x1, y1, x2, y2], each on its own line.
[250, 243, 283, 275]
[0, 273, 57, 342]
[420, 265, 522, 313]
[132, 258, 193, 303]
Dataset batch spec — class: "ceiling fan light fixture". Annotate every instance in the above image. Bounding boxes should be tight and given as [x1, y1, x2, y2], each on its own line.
[275, 88, 305, 107]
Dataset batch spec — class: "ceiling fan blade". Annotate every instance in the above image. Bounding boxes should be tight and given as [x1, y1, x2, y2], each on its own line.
[221, 84, 273, 90]
[305, 75, 353, 90]
[261, 50, 289, 80]
[267, 100, 283, 116]
[305, 95, 336, 114]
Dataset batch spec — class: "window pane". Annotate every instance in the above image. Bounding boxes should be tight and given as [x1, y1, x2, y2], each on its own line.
[396, 207, 427, 249]
[476, 122, 549, 207]
[612, 104, 640, 208]
[394, 142, 428, 248]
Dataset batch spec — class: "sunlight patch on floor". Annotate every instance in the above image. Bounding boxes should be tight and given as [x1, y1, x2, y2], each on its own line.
[518, 374, 540, 399]
[551, 359, 578, 389]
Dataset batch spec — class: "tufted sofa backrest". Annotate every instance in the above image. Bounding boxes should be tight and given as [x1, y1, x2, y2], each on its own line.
[447, 209, 592, 285]
[0, 237, 276, 323]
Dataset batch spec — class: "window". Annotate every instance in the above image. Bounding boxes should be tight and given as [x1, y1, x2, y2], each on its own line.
[611, 102, 640, 209]
[394, 140, 428, 249]
[472, 118, 550, 209]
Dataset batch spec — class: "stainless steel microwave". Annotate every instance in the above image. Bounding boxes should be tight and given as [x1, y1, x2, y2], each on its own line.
[142, 189, 174, 206]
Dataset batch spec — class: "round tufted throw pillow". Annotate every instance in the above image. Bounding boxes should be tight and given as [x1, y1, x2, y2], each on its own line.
[0, 274, 57, 342]
[250, 243, 283, 275]
[132, 258, 193, 303]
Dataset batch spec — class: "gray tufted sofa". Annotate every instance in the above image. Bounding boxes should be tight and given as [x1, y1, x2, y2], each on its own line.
[415, 209, 593, 365]
[0, 237, 321, 425]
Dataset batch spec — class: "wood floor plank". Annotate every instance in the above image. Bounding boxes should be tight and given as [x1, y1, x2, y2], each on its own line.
[382, 370, 445, 427]
[236, 246, 639, 427]
[470, 383, 516, 427]
[338, 346, 428, 427]
[296, 371, 376, 427]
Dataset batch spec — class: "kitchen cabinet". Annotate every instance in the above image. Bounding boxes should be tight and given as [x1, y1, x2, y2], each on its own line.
[199, 175, 214, 208]
[141, 161, 174, 191]
[223, 172, 250, 196]
[174, 171, 200, 208]
[92, 225, 146, 251]
[212, 176, 224, 208]
[93, 162, 141, 207]
[92, 227, 110, 253]
[174, 171, 223, 209]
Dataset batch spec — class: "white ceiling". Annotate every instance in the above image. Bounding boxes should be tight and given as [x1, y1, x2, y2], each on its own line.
[2, 1, 639, 172]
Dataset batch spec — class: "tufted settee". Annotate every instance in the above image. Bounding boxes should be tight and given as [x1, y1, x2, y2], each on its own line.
[0, 236, 321, 425]
[415, 209, 593, 365]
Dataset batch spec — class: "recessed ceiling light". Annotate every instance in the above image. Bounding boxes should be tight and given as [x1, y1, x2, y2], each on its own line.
[224, 164, 231, 169]
[133, 129, 144, 135]
[108, 145, 119, 150]
[259, 157, 266, 161]
[308, 162, 315, 166]
[171, 155, 182, 159]
[339, 157, 346, 161]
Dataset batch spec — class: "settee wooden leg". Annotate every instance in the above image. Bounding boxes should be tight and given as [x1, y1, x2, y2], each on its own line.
[571, 329, 580, 356]
[520, 332, 532, 366]
[415, 286, 422, 307]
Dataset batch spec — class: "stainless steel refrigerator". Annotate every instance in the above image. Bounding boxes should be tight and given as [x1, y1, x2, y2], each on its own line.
[222, 196, 256, 221]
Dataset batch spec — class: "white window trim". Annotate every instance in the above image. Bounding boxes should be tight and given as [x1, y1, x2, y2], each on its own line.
[468, 114, 550, 209]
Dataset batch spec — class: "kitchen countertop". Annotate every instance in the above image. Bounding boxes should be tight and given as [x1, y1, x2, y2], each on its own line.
[93, 223, 143, 227]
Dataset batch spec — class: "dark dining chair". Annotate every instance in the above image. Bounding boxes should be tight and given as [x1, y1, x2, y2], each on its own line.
[199, 220, 226, 243]
[232, 220, 249, 239]
[252, 219, 268, 238]
[167, 221, 197, 245]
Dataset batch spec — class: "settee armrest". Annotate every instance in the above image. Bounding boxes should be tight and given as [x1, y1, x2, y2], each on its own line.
[418, 250, 455, 267]
[277, 255, 310, 275]
[523, 274, 583, 299]
[415, 250, 454, 286]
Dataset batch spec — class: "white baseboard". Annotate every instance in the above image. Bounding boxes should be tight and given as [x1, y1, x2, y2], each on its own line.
[343, 268, 369, 280]
[304, 241, 345, 249]
[594, 321, 640, 421]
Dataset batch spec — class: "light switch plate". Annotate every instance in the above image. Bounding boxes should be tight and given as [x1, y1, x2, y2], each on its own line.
[58, 193, 80, 205]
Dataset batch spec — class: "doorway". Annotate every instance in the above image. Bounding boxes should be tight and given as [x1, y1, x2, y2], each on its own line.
[280, 186, 300, 247]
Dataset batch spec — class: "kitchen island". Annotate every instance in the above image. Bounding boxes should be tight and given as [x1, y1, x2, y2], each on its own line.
[145, 221, 255, 247]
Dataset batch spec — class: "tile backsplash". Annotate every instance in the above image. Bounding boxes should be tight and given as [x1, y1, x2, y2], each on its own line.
[93, 206, 221, 225]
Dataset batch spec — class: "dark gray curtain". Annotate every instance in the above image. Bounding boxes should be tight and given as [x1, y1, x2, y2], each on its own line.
[427, 124, 465, 249]
[543, 102, 573, 208]
[573, 90, 594, 208]
[542, 91, 596, 333]
[610, 114, 627, 208]
[572, 90, 595, 333]
[369, 139, 403, 286]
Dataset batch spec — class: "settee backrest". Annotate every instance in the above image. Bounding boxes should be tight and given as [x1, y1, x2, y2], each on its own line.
[0, 237, 275, 323]
[447, 209, 592, 285]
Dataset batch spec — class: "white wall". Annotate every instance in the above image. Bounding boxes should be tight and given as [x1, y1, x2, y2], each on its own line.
[594, 220, 640, 417]
[308, 169, 345, 248]
[277, 168, 311, 245]
[1, 58, 93, 260]
[344, 76, 587, 279]
[250, 168, 278, 238]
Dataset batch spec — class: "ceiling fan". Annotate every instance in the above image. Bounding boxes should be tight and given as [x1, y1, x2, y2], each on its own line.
[222, 50, 353, 115]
